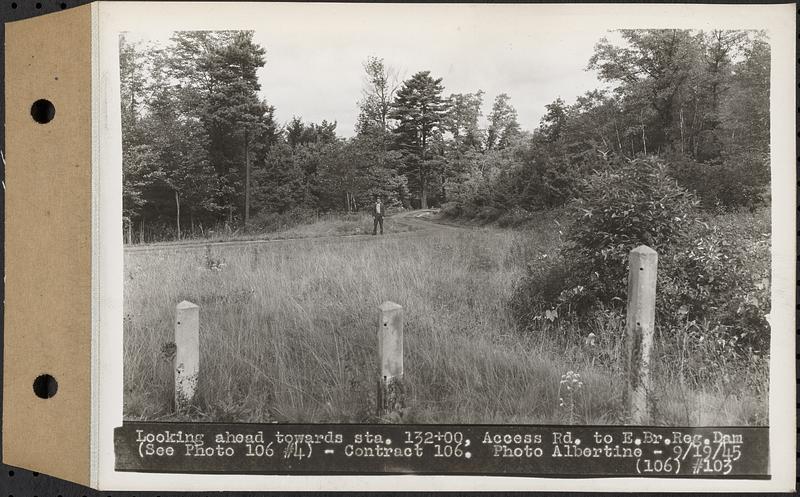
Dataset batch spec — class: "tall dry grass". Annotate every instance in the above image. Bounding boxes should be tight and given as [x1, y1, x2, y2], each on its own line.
[133, 211, 418, 247]
[124, 215, 765, 424]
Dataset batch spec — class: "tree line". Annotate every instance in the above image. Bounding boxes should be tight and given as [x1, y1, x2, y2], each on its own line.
[121, 29, 769, 241]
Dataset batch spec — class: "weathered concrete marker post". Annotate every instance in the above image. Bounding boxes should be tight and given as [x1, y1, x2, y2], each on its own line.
[625, 245, 658, 424]
[174, 300, 200, 411]
[377, 301, 404, 417]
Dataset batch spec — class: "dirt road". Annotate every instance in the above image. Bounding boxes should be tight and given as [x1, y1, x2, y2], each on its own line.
[124, 210, 468, 253]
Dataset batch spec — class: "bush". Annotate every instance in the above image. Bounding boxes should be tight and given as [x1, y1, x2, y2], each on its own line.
[475, 206, 504, 223]
[509, 254, 573, 327]
[439, 202, 462, 219]
[658, 215, 771, 353]
[667, 151, 769, 211]
[511, 156, 770, 363]
[561, 157, 699, 312]
[442, 139, 587, 222]
[250, 206, 318, 232]
[497, 206, 535, 228]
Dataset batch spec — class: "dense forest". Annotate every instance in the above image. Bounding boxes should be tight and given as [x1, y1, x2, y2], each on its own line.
[120, 29, 769, 241]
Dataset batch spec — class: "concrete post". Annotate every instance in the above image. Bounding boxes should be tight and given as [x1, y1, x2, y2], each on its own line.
[174, 300, 200, 411]
[625, 245, 657, 424]
[377, 301, 404, 417]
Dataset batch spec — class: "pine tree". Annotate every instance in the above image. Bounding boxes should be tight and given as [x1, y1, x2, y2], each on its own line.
[389, 71, 449, 209]
[168, 31, 277, 227]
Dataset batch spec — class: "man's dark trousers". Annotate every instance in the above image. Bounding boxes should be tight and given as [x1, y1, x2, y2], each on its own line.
[373, 214, 383, 235]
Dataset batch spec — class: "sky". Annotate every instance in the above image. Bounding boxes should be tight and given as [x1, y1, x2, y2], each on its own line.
[125, 5, 623, 138]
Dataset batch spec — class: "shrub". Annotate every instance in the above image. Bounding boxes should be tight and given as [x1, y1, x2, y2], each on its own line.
[667, 151, 770, 211]
[439, 202, 462, 218]
[658, 215, 771, 353]
[250, 206, 318, 232]
[475, 206, 504, 223]
[510, 254, 573, 328]
[511, 156, 770, 364]
[561, 157, 699, 312]
[497, 206, 535, 228]
[442, 139, 588, 222]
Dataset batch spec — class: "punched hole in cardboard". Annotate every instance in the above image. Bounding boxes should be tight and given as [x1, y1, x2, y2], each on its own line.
[30, 99, 55, 124]
[33, 374, 58, 399]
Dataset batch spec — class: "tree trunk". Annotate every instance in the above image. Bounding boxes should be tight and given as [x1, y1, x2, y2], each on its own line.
[126, 219, 132, 245]
[139, 217, 145, 244]
[418, 164, 428, 209]
[690, 93, 700, 157]
[420, 131, 428, 209]
[244, 128, 251, 227]
[693, 106, 704, 158]
[175, 190, 181, 241]
[640, 110, 647, 156]
[614, 118, 623, 153]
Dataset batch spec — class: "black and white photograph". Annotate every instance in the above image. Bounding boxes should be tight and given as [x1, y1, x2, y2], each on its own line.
[119, 17, 776, 428]
[1, 1, 793, 492]
[81, 1, 798, 490]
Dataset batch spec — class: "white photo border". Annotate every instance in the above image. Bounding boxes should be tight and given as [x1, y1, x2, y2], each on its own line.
[94, 2, 796, 491]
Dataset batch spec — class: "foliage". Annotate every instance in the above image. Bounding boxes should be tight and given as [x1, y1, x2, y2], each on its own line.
[124, 217, 765, 425]
[356, 56, 400, 139]
[445, 91, 485, 153]
[562, 157, 699, 308]
[511, 157, 770, 367]
[666, 151, 769, 210]
[248, 206, 319, 233]
[485, 93, 521, 150]
[122, 29, 770, 245]
[121, 31, 277, 237]
[389, 71, 449, 209]
[659, 211, 771, 353]
[121, 28, 771, 424]
[251, 142, 308, 214]
[445, 30, 769, 222]
[558, 371, 584, 424]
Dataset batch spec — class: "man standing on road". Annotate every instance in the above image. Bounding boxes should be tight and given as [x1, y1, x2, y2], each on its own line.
[372, 195, 384, 235]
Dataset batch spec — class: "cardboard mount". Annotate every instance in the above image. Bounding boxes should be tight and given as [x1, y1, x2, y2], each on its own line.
[3, 4, 94, 487]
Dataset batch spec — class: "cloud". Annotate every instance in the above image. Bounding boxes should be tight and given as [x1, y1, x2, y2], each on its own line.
[248, 6, 614, 136]
[128, 5, 617, 137]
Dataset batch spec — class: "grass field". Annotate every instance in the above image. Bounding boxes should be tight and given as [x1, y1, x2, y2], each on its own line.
[123, 211, 768, 424]
[137, 212, 418, 247]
